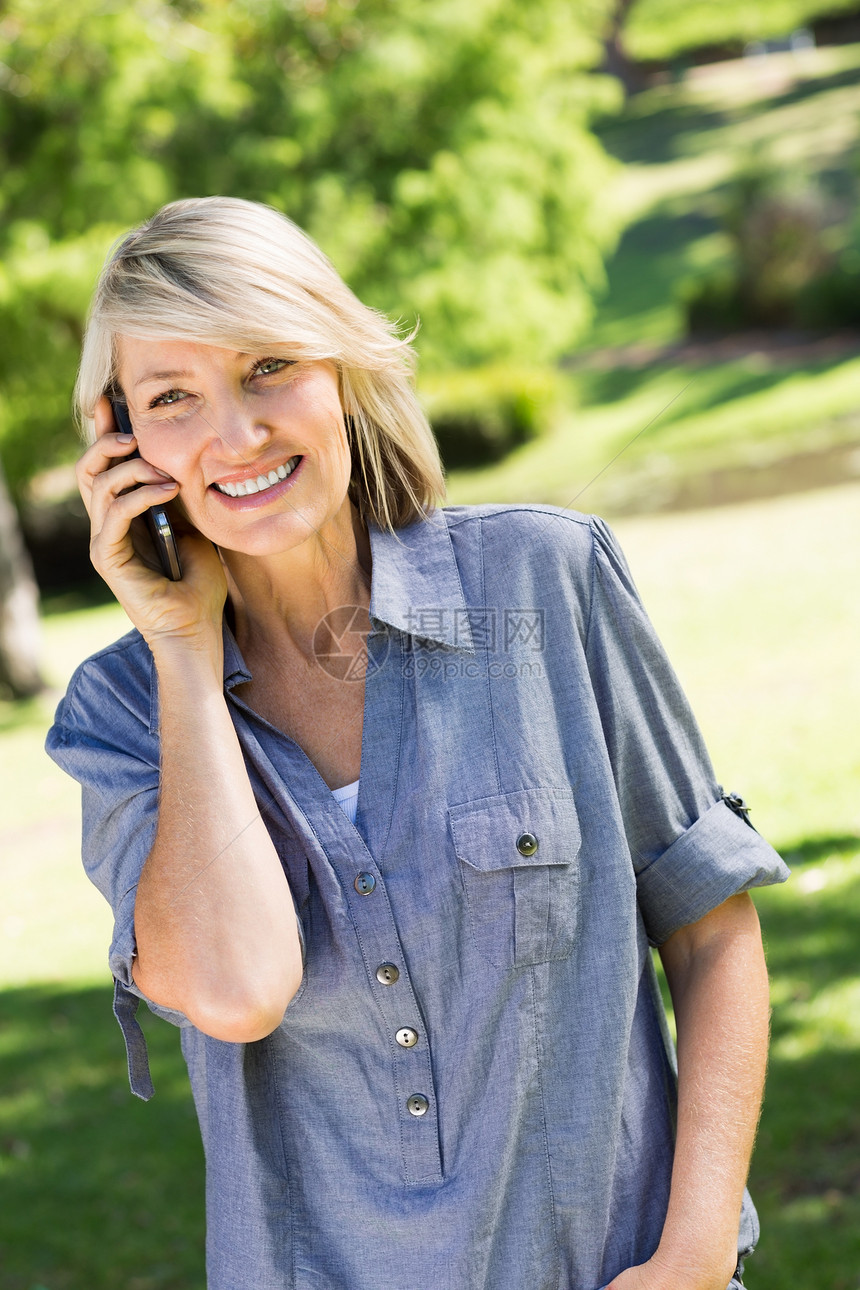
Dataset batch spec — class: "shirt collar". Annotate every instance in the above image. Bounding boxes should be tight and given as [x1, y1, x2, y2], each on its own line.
[217, 507, 474, 693]
[368, 510, 474, 653]
[223, 616, 253, 690]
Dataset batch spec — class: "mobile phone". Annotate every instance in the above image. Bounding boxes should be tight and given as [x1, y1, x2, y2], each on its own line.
[110, 399, 183, 581]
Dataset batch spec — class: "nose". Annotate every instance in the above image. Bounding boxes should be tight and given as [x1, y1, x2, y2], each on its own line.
[199, 393, 271, 464]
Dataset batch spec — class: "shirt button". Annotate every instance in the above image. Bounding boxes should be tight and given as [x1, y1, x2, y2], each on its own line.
[407, 1094, 429, 1117]
[354, 871, 376, 895]
[396, 1027, 418, 1049]
[376, 963, 400, 985]
[516, 832, 538, 856]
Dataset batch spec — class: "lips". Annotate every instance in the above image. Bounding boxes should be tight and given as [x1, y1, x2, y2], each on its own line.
[212, 455, 301, 497]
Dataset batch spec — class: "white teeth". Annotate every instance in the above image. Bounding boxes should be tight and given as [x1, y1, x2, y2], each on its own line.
[213, 456, 299, 497]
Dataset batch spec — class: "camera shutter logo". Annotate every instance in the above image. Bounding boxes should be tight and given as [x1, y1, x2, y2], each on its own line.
[313, 605, 390, 682]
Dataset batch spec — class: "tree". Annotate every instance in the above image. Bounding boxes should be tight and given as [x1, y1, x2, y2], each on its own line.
[0, 452, 43, 697]
[600, 0, 646, 98]
[0, 0, 622, 502]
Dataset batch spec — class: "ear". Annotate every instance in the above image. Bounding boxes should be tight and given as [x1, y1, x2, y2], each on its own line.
[93, 392, 127, 441]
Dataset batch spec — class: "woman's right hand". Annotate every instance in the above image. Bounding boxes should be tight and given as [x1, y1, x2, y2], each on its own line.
[76, 397, 228, 655]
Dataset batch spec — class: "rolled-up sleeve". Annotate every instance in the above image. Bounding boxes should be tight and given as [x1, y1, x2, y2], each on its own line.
[584, 517, 789, 943]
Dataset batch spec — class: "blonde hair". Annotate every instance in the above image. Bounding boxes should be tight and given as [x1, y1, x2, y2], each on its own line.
[75, 197, 445, 530]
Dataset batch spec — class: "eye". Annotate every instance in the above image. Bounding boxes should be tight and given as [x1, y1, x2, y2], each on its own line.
[251, 357, 294, 378]
[149, 388, 188, 409]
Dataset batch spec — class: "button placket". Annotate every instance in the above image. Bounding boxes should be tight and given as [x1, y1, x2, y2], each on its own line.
[321, 837, 442, 1185]
[224, 666, 442, 1183]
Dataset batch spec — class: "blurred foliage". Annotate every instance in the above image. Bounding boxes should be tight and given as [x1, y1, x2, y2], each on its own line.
[797, 226, 860, 329]
[420, 365, 561, 468]
[0, 0, 623, 496]
[680, 153, 859, 333]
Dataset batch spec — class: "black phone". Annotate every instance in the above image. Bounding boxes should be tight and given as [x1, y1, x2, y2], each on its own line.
[110, 399, 183, 581]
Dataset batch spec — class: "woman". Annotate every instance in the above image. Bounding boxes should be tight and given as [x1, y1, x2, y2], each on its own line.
[48, 197, 788, 1290]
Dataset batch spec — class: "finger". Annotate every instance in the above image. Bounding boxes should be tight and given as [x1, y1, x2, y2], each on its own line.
[90, 480, 180, 576]
[76, 432, 139, 503]
[79, 443, 172, 518]
[89, 465, 178, 535]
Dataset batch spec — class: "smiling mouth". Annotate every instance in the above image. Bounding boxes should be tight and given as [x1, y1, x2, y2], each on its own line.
[212, 456, 302, 497]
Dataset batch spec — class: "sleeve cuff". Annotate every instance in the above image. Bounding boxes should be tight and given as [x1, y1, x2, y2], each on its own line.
[636, 798, 790, 945]
[108, 885, 191, 1029]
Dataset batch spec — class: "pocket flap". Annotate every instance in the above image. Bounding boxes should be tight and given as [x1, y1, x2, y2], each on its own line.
[448, 788, 581, 873]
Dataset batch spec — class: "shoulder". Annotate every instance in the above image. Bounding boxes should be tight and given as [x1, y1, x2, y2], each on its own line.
[47, 627, 156, 751]
[441, 503, 600, 580]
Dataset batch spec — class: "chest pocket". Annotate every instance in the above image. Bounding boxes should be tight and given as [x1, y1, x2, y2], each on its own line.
[448, 788, 581, 969]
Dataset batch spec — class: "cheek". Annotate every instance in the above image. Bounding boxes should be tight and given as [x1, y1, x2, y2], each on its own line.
[136, 432, 193, 480]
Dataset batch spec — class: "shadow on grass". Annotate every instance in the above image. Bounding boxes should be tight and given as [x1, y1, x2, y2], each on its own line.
[585, 210, 717, 346]
[598, 59, 860, 171]
[760, 837, 860, 994]
[755, 61, 860, 116]
[780, 834, 860, 866]
[577, 351, 846, 423]
[0, 983, 204, 1290]
[751, 1047, 860, 1289]
[598, 98, 734, 166]
[748, 833, 860, 1288]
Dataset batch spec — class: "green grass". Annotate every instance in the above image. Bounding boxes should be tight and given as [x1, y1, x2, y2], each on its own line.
[1, 601, 130, 988]
[0, 986, 205, 1290]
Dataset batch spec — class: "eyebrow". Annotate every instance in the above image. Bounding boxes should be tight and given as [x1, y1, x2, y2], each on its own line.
[132, 370, 194, 388]
[129, 352, 253, 390]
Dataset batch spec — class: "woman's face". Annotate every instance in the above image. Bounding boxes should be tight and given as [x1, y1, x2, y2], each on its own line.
[114, 337, 353, 560]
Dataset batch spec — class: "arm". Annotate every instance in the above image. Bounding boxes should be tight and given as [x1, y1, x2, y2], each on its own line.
[608, 892, 770, 1290]
[132, 636, 304, 1042]
[78, 404, 302, 1042]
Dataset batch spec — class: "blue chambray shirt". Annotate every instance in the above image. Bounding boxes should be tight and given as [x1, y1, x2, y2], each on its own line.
[46, 506, 788, 1290]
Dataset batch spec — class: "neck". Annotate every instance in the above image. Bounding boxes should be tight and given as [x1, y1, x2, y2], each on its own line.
[223, 503, 372, 661]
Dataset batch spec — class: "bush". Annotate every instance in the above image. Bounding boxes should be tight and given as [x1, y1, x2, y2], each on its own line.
[796, 250, 860, 329]
[679, 268, 748, 334]
[419, 367, 560, 470]
[681, 159, 840, 333]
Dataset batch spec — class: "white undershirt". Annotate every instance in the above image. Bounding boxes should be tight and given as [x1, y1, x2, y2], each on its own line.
[331, 778, 360, 825]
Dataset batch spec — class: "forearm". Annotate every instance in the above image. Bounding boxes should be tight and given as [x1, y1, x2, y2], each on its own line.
[133, 637, 302, 1041]
[655, 894, 770, 1285]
